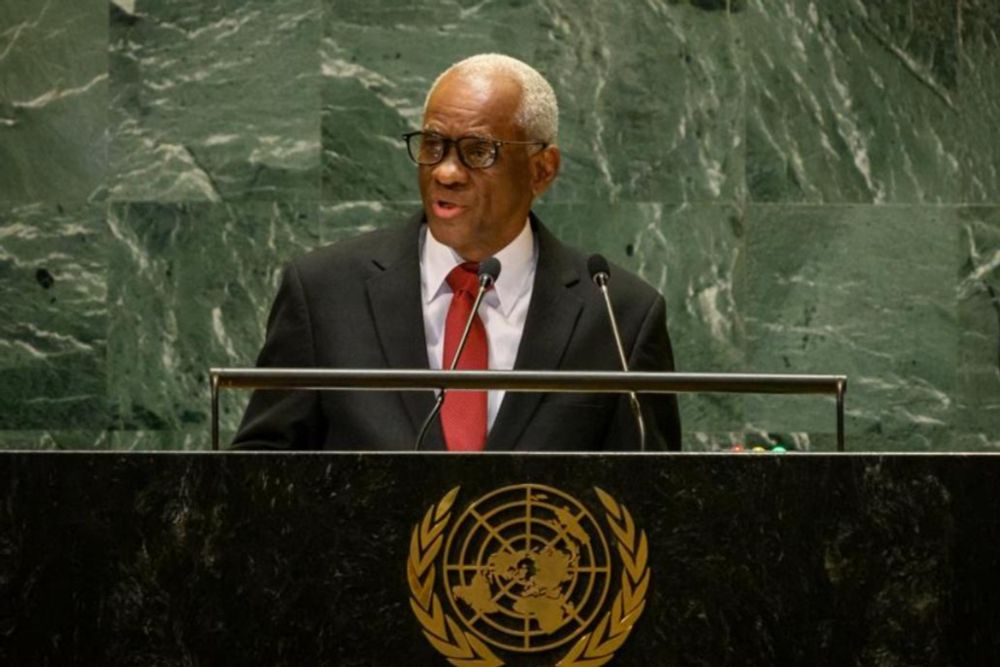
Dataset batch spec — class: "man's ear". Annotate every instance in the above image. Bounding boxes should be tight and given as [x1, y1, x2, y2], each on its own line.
[530, 145, 561, 197]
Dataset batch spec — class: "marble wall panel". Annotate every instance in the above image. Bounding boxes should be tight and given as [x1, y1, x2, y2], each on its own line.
[105, 202, 319, 449]
[322, 0, 745, 205]
[0, 0, 107, 202]
[539, 201, 745, 447]
[744, 0, 963, 204]
[955, 207, 1000, 450]
[109, 429, 205, 451]
[0, 431, 108, 450]
[108, 0, 322, 203]
[958, 0, 1000, 202]
[739, 205, 959, 450]
[318, 200, 419, 245]
[2, 0, 997, 451]
[0, 203, 108, 432]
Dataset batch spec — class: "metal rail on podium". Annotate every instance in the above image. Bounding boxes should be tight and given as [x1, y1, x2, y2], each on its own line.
[209, 369, 848, 451]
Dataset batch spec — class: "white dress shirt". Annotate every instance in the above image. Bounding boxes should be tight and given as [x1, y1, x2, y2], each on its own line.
[420, 220, 538, 430]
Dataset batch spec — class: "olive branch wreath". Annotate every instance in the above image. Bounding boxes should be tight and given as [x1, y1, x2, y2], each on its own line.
[407, 487, 503, 667]
[555, 488, 650, 667]
[407, 486, 649, 667]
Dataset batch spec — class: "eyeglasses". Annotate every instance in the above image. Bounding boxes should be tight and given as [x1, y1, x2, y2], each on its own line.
[402, 131, 547, 170]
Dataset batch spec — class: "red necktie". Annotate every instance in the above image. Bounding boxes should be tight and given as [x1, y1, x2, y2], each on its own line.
[441, 263, 489, 451]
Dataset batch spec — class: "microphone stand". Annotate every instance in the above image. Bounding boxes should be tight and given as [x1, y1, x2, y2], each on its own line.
[592, 270, 647, 452]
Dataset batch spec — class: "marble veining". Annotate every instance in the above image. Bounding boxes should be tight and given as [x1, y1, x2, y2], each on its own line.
[108, 0, 321, 202]
[0, 0, 108, 202]
[0, 203, 107, 429]
[744, 0, 963, 203]
[1, 1, 999, 450]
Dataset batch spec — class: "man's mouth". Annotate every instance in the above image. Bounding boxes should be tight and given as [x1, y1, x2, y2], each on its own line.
[431, 199, 465, 219]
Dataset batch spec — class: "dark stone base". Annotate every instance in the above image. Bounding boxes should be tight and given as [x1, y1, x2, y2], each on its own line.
[1, 452, 998, 666]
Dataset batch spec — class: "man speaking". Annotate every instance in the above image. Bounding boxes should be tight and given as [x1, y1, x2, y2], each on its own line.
[233, 54, 681, 451]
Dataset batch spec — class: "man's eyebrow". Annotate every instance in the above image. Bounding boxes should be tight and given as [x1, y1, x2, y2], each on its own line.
[421, 128, 496, 140]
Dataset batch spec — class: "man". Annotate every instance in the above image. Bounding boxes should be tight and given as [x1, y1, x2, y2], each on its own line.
[233, 54, 681, 451]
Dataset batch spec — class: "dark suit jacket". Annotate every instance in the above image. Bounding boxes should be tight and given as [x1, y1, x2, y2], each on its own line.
[233, 212, 681, 451]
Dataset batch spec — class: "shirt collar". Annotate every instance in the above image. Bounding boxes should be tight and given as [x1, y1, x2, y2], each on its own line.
[421, 219, 537, 317]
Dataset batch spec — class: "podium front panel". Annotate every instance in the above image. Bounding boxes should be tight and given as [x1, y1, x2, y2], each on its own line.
[0, 452, 996, 665]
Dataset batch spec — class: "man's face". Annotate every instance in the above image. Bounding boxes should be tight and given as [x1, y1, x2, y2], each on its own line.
[418, 71, 558, 261]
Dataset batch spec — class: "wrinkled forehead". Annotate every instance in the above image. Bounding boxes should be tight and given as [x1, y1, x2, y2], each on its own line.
[423, 70, 523, 134]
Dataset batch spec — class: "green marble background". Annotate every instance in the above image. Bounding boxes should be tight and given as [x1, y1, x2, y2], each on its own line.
[1, 0, 997, 450]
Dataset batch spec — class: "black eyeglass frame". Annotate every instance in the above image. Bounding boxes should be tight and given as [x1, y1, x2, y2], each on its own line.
[402, 131, 548, 169]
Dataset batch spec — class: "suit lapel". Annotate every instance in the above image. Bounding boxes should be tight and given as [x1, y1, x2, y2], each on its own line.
[366, 214, 446, 450]
[487, 218, 583, 451]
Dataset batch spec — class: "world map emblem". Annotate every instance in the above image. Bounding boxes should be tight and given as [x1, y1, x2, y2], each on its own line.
[407, 484, 650, 666]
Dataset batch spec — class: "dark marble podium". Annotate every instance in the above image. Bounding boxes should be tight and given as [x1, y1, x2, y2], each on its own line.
[1, 452, 998, 666]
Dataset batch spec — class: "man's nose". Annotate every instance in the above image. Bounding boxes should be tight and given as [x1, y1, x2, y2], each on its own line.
[431, 145, 469, 186]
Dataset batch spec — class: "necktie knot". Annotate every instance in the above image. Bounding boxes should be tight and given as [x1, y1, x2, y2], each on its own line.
[446, 262, 482, 295]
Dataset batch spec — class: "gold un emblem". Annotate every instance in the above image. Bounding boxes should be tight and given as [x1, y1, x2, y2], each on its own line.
[407, 484, 650, 666]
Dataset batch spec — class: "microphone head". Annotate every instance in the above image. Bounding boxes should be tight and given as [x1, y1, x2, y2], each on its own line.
[478, 257, 501, 288]
[587, 254, 611, 285]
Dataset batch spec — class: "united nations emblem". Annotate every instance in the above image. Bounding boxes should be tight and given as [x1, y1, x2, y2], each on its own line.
[407, 484, 650, 666]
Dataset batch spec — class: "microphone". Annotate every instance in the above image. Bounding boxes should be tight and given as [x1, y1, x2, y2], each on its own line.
[587, 254, 647, 451]
[414, 258, 501, 450]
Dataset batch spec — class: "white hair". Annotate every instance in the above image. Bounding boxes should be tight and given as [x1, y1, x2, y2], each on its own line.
[424, 53, 559, 144]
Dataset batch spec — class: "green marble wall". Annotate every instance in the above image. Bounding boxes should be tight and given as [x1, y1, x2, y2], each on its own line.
[1, 0, 997, 450]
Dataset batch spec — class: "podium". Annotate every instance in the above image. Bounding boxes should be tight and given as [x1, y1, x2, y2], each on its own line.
[1, 451, 998, 665]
